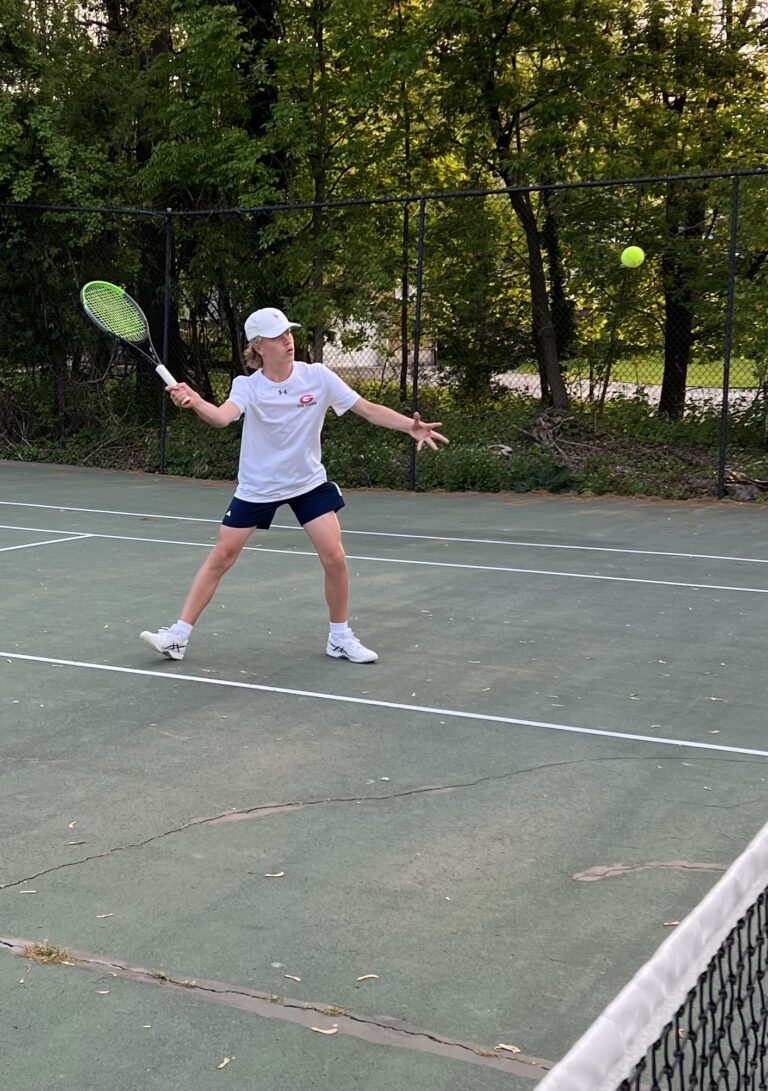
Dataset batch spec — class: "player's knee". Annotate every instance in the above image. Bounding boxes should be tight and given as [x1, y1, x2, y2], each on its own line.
[321, 547, 346, 574]
[209, 544, 240, 574]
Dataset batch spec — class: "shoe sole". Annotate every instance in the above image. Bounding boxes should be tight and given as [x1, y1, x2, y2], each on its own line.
[140, 632, 186, 661]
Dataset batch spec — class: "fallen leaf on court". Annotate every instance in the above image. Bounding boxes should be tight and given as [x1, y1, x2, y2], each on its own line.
[264, 872, 285, 878]
[67, 841, 86, 846]
[311, 1027, 338, 1035]
[96, 914, 114, 919]
[664, 921, 680, 927]
[142, 1025, 151, 1029]
[284, 975, 301, 982]
[96, 990, 110, 995]
[19, 890, 36, 894]
[495, 1043, 521, 1054]
[216, 1057, 233, 1069]
[68, 822, 76, 829]
[356, 974, 379, 982]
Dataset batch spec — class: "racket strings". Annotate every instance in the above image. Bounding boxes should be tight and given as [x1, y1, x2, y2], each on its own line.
[82, 283, 148, 343]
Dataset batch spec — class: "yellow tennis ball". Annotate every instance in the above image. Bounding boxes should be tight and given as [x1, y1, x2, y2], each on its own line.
[621, 245, 645, 268]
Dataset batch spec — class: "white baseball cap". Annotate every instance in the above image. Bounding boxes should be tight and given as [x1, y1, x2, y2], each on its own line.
[244, 307, 300, 341]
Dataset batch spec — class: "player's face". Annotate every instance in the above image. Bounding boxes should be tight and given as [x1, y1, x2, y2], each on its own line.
[259, 329, 294, 367]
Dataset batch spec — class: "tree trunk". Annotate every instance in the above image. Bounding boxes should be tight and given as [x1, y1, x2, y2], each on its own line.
[658, 254, 694, 419]
[310, 204, 325, 363]
[508, 190, 568, 409]
[308, 0, 327, 363]
[657, 184, 705, 419]
[541, 192, 575, 360]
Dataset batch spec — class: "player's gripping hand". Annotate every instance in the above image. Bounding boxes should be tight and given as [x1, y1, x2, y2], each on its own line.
[166, 382, 198, 409]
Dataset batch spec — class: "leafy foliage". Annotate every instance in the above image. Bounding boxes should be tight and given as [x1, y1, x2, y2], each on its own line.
[4, 380, 765, 500]
[2, 0, 768, 466]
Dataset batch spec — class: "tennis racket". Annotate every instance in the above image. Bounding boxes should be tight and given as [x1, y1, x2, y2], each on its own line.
[80, 281, 190, 405]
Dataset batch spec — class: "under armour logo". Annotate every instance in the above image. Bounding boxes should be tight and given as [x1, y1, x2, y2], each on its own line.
[278, 388, 288, 395]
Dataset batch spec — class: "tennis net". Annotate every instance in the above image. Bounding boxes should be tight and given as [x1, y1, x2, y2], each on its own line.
[537, 821, 768, 1091]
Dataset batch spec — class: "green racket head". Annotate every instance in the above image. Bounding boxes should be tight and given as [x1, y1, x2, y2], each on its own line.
[80, 281, 148, 344]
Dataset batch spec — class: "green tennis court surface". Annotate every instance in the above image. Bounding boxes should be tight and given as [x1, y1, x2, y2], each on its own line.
[2, 460, 767, 1090]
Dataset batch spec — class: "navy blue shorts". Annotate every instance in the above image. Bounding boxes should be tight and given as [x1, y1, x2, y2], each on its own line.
[222, 481, 345, 530]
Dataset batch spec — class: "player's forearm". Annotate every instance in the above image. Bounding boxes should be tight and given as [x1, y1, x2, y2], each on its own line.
[357, 401, 414, 433]
[192, 399, 234, 428]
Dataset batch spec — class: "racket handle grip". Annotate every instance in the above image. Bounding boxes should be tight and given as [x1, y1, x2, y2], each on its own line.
[155, 363, 191, 406]
[155, 363, 177, 386]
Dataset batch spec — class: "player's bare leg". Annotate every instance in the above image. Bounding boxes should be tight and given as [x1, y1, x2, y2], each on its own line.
[302, 510, 349, 622]
[140, 524, 254, 660]
[179, 524, 255, 624]
[303, 511, 377, 663]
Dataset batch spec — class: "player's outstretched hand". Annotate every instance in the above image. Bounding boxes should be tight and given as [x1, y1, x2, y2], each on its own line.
[409, 411, 449, 452]
[167, 382, 196, 409]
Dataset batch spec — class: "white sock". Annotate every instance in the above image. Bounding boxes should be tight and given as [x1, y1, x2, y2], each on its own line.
[173, 620, 194, 638]
[330, 621, 351, 638]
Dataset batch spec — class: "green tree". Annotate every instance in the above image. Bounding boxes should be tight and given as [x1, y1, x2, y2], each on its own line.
[420, 0, 628, 406]
[599, 0, 768, 417]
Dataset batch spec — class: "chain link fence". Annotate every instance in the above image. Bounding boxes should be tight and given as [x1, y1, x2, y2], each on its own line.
[2, 169, 767, 493]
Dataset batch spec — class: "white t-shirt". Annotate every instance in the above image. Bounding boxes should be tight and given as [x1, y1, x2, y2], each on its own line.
[226, 361, 360, 502]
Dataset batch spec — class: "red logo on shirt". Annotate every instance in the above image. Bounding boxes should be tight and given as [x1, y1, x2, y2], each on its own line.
[298, 394, 316, 406]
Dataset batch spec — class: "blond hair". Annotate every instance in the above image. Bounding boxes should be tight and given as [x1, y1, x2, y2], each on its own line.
[243, 337, 263, 371]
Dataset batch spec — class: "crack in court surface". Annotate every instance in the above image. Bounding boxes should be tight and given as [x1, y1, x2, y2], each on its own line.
[0, 777, 547, 890]
[1, 754, 750, 892]
[573, 861, 728, 881]
[0, 937, 552, 1079]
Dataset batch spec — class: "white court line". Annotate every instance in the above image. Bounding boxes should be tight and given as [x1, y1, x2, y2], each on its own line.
[1, 522, 767, 596]
[0, 500, 766, 565]
[2, 522, 768, 595]
[3, 651, 768, 758]
[0, 534, 91, 553]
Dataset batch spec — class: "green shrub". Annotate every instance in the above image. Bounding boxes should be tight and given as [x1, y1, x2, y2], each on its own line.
[3, 378, 766, 501]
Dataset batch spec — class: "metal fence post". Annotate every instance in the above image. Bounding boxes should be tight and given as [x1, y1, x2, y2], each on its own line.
[159, 207, 173, 474]
[717, 177, 740, 499]
[408, 196, 427, 490]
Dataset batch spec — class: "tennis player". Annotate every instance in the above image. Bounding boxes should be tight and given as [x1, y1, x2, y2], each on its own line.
[140, 306, 447, 664]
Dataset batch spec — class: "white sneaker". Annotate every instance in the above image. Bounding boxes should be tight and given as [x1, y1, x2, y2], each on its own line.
[326, 631, 378, 664]
[140, 627, 188, 661]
